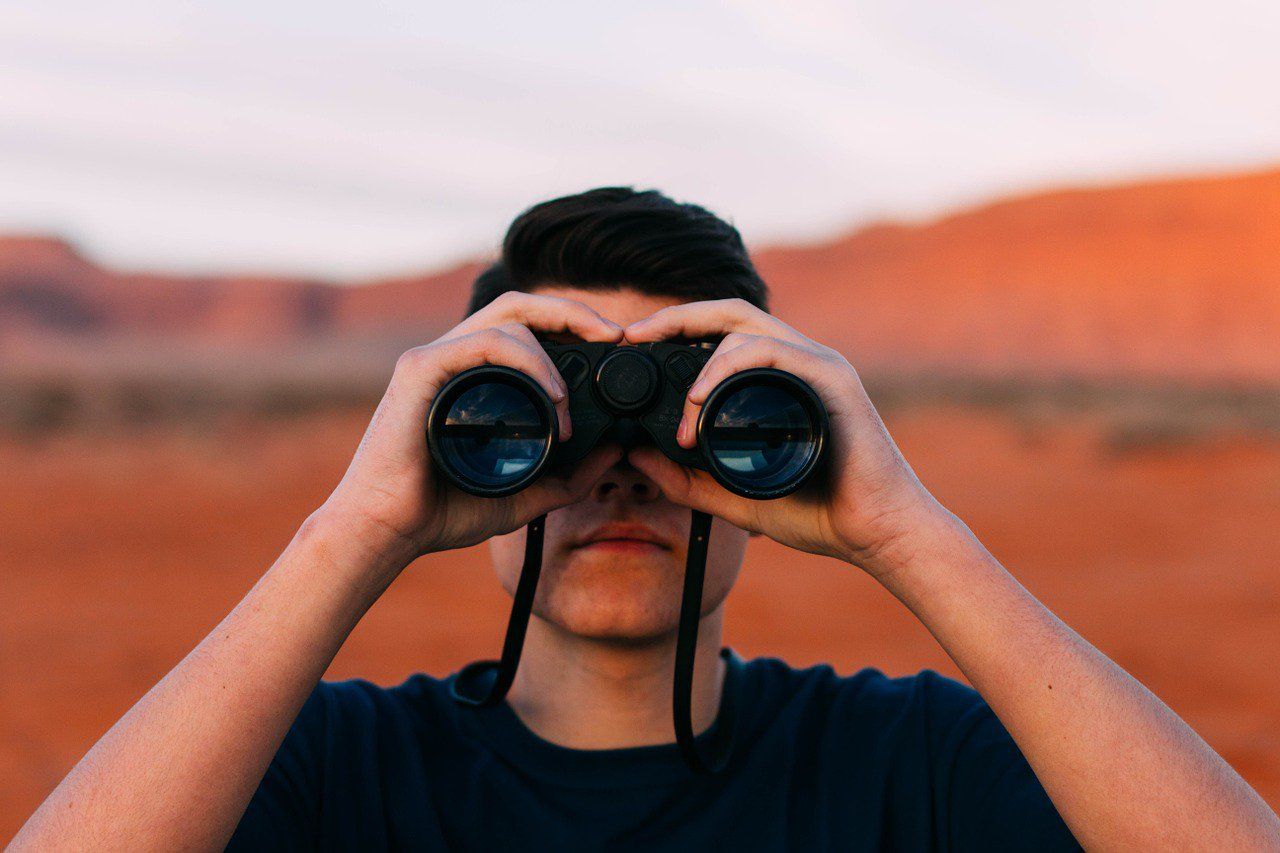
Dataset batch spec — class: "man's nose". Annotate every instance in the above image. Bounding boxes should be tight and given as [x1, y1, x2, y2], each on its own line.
[591, 457, 661, 504]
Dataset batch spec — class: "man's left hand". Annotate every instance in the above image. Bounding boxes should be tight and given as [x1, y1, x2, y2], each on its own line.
[624, 298, 951, 577]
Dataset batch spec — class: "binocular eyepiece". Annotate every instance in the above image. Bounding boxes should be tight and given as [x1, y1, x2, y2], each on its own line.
[425, 341, 828, 500]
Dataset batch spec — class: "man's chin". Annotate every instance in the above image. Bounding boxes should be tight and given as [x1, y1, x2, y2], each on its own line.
[533, 571, 684, 643]
[543, 616, 676, 644]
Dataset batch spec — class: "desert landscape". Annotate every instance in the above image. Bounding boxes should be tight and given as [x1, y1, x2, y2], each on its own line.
[3, 168, 1280, 837]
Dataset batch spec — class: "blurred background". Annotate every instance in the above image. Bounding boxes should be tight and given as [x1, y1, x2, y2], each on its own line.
[3, 0, 1280, 835]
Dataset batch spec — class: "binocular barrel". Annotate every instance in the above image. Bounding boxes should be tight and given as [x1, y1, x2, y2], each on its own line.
[425, 342, 828, 500]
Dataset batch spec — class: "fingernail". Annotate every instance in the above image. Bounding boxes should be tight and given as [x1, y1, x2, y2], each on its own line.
[677, 417, 689, 444]
[548, 375, 566, 400]
[688, 380, 707, 400]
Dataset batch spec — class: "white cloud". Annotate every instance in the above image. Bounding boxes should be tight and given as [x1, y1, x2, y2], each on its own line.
[0, 0, 1278, 277]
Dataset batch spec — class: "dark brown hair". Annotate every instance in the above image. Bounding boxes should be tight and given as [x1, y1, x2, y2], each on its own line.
[467, 186, 768, 315]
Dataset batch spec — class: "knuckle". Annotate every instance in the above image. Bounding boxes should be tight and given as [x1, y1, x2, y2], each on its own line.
[394, 346, 430, 373]
[472, 328, 515, 356]
[557, 296, 589, 311]
[477, 327, 509, 345]
[713, 337, 771, 374]
[492, 290, 525, 309]
[563, 302, 604, 325]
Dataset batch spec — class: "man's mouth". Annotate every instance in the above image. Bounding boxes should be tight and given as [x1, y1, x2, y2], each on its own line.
[572, 522, 673, 553]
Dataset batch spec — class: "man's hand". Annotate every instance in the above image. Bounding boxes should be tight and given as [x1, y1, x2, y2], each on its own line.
[624, 298, 949, 576]
[632, 298, 1280, 849]
[318, 291, 626, 573]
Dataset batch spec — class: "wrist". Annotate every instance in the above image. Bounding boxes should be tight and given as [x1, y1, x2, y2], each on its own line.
[856, 505, 996, 605]
[294, 504, 420, 597]
[841, 497, 971, 582]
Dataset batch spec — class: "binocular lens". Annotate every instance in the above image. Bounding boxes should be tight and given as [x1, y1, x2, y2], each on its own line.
[702, 376, 824, 498]
[436, 379, 552, 494]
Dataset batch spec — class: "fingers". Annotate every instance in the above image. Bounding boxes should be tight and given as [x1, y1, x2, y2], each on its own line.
[493, 322, 574, 440]
[513, 445, 623, 519]
[394, 328, 572, 438]
[444, 291, 624, 344]
[623, 298, 809, 346]
[674, 334, 836, 448]
[426, 291, 624, 443]
[626, 447, 759, 530]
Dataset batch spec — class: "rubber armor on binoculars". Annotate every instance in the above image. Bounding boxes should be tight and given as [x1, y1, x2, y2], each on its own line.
[425, 340, 829, 773]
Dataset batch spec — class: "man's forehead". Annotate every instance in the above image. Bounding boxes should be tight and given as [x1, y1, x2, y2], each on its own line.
[529, 285, 687, 328]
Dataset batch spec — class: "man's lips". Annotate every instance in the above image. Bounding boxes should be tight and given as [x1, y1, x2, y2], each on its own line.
[572, 522, 673, 552]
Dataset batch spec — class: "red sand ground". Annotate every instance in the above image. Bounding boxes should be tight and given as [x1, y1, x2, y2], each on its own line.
[3, 407, 1278, 839]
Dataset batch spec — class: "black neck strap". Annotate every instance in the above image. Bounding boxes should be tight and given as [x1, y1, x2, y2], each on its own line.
[672, 509, 733, 773]
[450, 509, 735, 773]
[451, 514, 546, 707]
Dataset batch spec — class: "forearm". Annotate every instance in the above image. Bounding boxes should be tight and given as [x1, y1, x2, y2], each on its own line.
[874, 509, 1280, 850]
[12, 511, 409, 852]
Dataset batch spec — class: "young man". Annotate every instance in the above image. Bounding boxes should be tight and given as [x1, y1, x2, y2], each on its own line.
[15, 189, 1279, 851]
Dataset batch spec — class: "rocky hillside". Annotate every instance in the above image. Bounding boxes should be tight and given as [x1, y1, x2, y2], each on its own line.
[3, 166, 1280, 390]
[758, 168, 1280, 383]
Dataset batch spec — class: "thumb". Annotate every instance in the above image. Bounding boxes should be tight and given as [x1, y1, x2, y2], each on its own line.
[627, 448, 757, 529]
[513, 445, 623, 520]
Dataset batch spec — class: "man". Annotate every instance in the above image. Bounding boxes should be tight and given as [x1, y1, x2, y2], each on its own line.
[15, 188, 1279, 851]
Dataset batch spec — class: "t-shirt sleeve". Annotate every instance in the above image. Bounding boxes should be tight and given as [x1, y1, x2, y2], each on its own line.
[927, 676, 1080, 851]
[225, 686, 329, 851]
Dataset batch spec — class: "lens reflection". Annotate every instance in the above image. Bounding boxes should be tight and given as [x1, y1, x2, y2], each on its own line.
[439, 382, 550, 488]
[705, 385, 817, 492]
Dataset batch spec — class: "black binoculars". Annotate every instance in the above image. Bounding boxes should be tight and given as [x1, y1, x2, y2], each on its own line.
[426, 340, 829, 500]
[429, 340, 829, 774]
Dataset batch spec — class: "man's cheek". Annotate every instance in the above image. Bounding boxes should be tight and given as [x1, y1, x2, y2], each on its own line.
[485, 534, 526, 596]
[540, 504, 598, 548]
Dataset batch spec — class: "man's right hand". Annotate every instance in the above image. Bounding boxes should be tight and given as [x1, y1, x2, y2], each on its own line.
[315, 291, 625, 574]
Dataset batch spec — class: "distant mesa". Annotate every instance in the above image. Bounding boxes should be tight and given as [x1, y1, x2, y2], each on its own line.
[755, 167, 1280, 383]
[0, 233, 479, 346]
[4, 166, 1280, 383]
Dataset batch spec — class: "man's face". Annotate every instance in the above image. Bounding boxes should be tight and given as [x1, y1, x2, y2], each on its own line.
[487, 286, 750, 642]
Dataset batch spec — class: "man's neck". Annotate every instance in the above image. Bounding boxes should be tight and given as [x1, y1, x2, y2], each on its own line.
[504, 610, 727, 750]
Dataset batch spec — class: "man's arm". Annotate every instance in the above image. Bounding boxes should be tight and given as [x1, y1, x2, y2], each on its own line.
[625, 298, 1280, 850]
[11, 512, 404, 851]
[12, 292, 624, 851]
[875, 505, 1279, 850]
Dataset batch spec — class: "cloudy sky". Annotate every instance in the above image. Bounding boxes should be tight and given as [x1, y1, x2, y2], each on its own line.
[3, 1, 1279, 278]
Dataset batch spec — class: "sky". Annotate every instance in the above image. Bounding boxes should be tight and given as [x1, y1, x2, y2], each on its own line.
[3, 0, 1280, 279]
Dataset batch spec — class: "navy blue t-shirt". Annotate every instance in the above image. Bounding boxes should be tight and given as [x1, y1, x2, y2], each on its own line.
[229, 651, 1078, 851]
